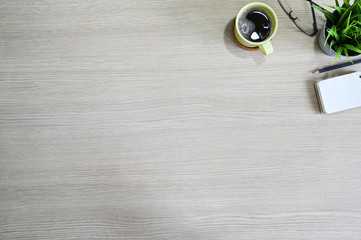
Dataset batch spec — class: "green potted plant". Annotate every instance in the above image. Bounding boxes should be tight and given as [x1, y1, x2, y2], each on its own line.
[314, 0, 361, 63]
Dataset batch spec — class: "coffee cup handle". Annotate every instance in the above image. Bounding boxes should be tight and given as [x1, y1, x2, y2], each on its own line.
[259, 41, 273, 56]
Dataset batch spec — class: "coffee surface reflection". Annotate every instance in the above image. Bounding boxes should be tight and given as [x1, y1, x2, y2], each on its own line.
[238, 9, 272, 42]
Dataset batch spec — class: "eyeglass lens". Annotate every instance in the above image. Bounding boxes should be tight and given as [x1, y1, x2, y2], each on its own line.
[278, 0, 317, 36]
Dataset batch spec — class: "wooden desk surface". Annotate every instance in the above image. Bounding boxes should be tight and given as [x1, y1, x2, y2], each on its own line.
[1, 1, 361, 239]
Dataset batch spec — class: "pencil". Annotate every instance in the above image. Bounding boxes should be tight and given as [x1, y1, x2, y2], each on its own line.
[313, 58, 361, 74]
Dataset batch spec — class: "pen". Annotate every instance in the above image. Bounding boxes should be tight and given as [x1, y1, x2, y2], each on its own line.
[313, 58, 361, 74]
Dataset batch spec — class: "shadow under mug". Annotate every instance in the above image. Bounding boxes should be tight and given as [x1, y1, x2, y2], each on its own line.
[233, 2, 278, 56]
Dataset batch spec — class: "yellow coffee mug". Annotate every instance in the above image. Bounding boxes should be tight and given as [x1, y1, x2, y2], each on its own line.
[234, 2, 278, 56]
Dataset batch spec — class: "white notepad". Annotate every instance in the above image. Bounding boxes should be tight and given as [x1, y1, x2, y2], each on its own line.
[314, 72, 361, 114]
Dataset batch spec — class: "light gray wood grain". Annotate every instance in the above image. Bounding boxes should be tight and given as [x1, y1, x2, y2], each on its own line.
[1, 0, 361, 239]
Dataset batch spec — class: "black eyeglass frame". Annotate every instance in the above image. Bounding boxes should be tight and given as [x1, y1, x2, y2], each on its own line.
[278, 0, 319, 37]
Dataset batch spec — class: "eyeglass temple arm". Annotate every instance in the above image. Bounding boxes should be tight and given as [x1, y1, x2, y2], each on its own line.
[308, 1, 318, 31]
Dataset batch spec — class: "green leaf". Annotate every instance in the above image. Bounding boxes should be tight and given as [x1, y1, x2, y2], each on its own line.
[326, 4, 346, 14]
[343, 48, 353, 63]
[338, 8, 353, 27]
[326, 26, 339, 42]
[332, 46, 343, 64]
[330, 39, 336, 51]
[342, 0, 350, 8]
[340, 12, 353, 33]
[343, 43, 361, 53]
[312, 5, 336, 23]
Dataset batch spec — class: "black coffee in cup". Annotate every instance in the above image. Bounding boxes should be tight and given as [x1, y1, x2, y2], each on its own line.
[238, 9, 272, 42]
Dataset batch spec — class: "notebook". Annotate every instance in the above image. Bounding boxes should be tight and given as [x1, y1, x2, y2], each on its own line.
[314, 72, 361, 114]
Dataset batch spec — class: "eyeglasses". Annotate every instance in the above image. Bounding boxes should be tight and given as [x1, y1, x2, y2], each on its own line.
[278, 0, 318, 37]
